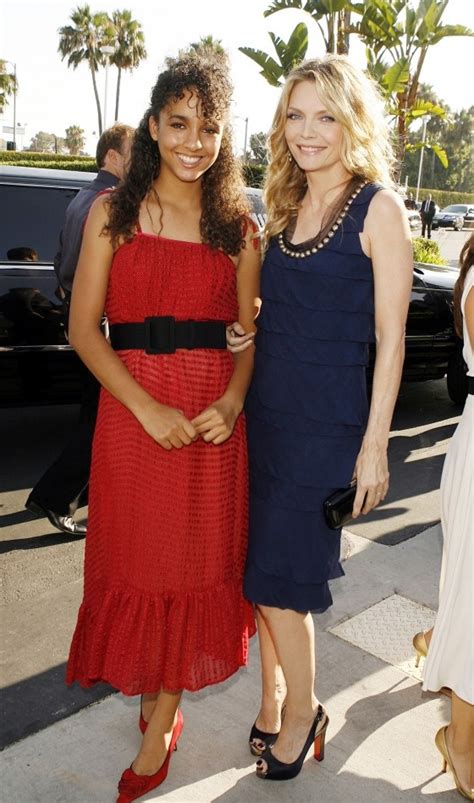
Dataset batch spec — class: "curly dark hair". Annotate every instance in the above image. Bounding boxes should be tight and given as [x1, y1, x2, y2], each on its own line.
[105, 52, 249, 255]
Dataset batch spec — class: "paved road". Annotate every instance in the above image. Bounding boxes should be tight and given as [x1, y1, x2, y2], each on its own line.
[423, 227, 470, 265]
[0, 227, 468, 750]
[0, 376, 462, 749]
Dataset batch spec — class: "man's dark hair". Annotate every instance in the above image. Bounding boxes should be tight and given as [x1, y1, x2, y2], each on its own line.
[96, 124, 134, 169]
[7, 246, 39, 261]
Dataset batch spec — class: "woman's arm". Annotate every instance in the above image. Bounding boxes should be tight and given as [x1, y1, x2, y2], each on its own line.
[69, 197, 196, 450]
[192, 223, 261, 444]
[352, 189, 413, 516]
[464, 285, 474, 351]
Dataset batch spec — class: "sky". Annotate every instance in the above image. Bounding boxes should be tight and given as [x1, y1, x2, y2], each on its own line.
[1, 0, 473, 155]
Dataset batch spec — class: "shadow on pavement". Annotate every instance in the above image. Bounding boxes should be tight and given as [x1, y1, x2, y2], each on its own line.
[0, 662, 113, 750]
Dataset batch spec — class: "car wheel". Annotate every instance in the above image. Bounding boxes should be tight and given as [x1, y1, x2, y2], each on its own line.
[446, 348, 468, 405]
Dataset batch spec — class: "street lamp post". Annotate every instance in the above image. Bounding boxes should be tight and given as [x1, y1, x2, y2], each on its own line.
[243, 117, 249, 162]
[100, 45, 115, 131]
[233, 113, 250, 162]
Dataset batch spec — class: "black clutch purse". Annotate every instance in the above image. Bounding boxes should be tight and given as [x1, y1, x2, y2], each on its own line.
[323, 481, 357, 530]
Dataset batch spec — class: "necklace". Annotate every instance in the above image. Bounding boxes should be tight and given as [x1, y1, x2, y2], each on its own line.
[277, 179, 368, 259]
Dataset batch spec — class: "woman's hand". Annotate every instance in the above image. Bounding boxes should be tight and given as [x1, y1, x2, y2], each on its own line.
[191, 394, 243, 445]
[138, 401, 197, 450]
[352, 438, 389, 517]
[226, 322, 255, 353]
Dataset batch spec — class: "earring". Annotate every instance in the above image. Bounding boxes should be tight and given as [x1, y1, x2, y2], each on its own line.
[287, 152, 293, 163]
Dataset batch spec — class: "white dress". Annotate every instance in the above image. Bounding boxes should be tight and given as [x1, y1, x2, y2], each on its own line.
[422, 267, 474, 703]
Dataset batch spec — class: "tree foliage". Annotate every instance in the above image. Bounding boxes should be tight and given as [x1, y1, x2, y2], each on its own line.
[353, 0, 473, 172]
[249, 131, 269, 164]
[265, 0, 356, 54]
[402, 89, 474, 193]
[239, 22, 309, 87]
[240, 0, 473, 175]
[65, 124, 86, 155]
[58, 4, 114, 135]
[28, 131, 67, 153]
[110, 9, 146, 122]
[58, 6, 146, 134]
[0, 59, 17, 115]
[188, 35, 228, 61]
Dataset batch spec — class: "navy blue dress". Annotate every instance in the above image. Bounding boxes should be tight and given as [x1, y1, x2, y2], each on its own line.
[244, 182, 382, 613]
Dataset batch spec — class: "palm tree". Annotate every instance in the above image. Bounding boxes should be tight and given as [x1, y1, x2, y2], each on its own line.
[241, 0, 472, 173]
[0, 59, 17, 115]
[239, 1, 355, 87]
[264, 0, 357, 54]
[354, 0, 473, 170]
[239, 23, 309, 87]
[110, 9, 146, 122]
[58, 4, 114, 135]
[188, 35, 227, 61]
[65, 124, 86, 155]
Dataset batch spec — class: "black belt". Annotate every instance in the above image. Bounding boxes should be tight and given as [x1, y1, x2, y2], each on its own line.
[109, 316, 227, 354]
[468, 375, 474, 395]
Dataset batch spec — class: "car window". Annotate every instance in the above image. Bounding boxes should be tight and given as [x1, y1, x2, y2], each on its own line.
[0, 183, 78, 262]
[442, 205, 467, 214]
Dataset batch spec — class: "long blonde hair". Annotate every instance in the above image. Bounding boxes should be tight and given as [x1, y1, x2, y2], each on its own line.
[264, 55, 395, 239]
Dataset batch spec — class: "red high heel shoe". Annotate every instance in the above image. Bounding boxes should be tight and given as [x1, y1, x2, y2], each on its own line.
[117, 709, 184, 802]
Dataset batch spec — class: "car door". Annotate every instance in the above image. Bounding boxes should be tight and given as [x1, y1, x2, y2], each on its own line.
[0, 180, 79, 349]
[0, 178, 83, 404]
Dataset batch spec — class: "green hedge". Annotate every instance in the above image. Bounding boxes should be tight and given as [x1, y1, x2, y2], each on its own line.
[408, 187, 474, 208]
[412, 237, 448, 266]
[0, 150, 92, 163]
[4, 159, 97, 172]
[0, 151, 97, 171]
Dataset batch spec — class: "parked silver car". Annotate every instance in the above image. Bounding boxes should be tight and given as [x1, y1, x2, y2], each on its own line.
[432, 204, 474, 231]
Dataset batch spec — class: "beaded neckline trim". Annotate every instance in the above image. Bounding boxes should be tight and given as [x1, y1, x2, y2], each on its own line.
[277, 180, 368, 259]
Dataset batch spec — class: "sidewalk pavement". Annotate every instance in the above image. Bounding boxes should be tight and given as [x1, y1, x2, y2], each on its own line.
[1, 523, 459, 803]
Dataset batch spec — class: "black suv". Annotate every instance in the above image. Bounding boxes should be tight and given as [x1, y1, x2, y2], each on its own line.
[0, 165, 468, 406]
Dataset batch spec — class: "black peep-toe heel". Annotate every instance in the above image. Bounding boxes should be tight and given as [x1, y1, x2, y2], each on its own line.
[249, 703, 286, 756]
[256, 704, 329, 781]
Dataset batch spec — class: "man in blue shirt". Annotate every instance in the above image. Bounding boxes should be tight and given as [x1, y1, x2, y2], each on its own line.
[26, 123, 133, 535]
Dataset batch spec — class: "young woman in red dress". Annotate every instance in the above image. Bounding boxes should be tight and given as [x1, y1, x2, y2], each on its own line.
[65, 53, 259, 802]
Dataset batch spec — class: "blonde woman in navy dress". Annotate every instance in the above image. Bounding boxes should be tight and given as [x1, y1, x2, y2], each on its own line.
[228, 56, 413, 781]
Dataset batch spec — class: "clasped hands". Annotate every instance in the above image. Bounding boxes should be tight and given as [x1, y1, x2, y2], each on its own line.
[139, 394, 242, 451]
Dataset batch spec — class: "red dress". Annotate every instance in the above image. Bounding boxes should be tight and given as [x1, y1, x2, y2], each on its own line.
[66, 232, 256, 695]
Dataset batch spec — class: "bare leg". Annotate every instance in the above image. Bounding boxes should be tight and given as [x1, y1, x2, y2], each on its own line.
[254, 608, 287, 734]
[256, 605, 322, 771]
[446, 691, 474, 793]
[141, 691, 159, 724]
[132, 689, 182, 776]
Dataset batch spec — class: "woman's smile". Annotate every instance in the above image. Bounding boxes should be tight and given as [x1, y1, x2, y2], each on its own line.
[175, 153, 204, 168]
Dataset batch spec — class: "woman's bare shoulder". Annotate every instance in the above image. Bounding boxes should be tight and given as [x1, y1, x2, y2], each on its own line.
[87, 192, 112, 225]
[369, 187, 406, 216]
